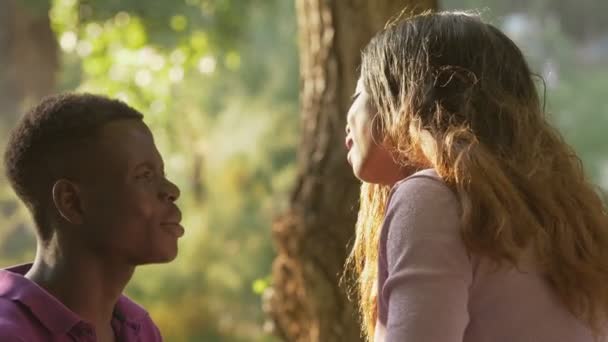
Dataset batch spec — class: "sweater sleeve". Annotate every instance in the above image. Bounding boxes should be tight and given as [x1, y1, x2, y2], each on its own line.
[381, 175, 472, 342]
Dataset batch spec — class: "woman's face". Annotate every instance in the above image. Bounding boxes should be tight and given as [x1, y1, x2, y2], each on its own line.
[345, 77, 408, 185]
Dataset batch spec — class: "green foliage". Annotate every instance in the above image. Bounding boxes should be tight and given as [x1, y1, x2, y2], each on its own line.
[548, 67, 608, 182]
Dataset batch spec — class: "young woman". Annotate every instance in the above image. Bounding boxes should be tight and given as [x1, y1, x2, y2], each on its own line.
[345, 11, 608, 342]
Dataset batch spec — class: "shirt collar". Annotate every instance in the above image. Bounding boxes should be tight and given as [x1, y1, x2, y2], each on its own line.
[0, 263, 149, 335]
[114, 292, 148, 331]
[0, 263, 81, 334]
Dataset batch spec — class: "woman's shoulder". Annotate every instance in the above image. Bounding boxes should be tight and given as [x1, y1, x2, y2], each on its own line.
[388, 168, 457, 209]
[383, 168, 462, 244]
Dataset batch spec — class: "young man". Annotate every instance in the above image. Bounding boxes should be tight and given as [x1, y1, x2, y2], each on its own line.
[0, 93, 184, 341]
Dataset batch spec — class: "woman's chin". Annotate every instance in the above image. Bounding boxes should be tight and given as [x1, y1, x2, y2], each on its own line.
[353, 164, 375, 184]
[348, 154, 364, 179]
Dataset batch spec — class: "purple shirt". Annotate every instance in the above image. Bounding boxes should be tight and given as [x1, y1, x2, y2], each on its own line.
[0, 264, 163, 341]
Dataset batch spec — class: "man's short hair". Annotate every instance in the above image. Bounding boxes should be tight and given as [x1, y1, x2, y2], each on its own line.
[3, 93, 143, 240]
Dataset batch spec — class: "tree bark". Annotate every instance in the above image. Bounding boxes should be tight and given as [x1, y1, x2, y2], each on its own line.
[0, 0, 57, 259]
[269, 1, 437, 341]
[0, 0, 58, 128]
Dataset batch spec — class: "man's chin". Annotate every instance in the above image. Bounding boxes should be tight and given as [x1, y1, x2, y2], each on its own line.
[134, 248, 179, 265]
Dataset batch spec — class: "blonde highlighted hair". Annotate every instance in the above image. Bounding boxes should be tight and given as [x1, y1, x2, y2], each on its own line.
[345, 11, 608, 340]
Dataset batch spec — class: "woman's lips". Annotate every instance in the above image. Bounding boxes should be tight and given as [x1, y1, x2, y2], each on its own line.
[345, 136, 353, 150]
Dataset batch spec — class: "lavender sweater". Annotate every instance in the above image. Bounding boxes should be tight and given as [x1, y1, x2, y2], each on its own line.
[374, 169, 598, 342]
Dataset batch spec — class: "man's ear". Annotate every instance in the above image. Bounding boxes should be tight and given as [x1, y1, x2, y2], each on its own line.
[51, 179, 84, 225]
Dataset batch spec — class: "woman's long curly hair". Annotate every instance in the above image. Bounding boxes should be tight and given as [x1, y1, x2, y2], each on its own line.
[345, 11, 608, 340]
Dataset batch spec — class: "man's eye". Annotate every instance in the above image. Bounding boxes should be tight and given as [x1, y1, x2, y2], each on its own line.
[137, 170, 154, 179]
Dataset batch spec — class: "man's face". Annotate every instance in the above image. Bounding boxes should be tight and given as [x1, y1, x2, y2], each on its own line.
[78, 119, 183, 265]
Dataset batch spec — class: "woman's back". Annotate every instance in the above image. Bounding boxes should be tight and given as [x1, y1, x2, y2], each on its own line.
[375, 169, 598, 342]
[466, 251, 595, 341]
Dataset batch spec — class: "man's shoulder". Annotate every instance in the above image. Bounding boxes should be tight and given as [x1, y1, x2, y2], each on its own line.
[0, 298, 39, 340]
[0, 297, 33, 321]
[0, 329, 26, 342]
[0, 319, 27, 341]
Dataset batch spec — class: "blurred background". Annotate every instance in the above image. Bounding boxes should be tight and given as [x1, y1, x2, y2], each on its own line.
[0, 0, 606, 341]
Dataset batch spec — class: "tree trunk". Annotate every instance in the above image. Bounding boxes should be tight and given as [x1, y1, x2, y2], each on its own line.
[0, 0, 58, 129]
[269, 1, 437, 341]
[0, 0, 57, 259]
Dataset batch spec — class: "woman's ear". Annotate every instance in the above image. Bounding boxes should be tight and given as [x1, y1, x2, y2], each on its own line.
[370, 114, 386, 144]
[51, 179, 84, 225]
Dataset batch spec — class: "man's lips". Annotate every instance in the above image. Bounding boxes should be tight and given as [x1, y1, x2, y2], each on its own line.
[161, 207, 183, 237]
[163, 206, 182, 225]
[161, 222, 185, 238]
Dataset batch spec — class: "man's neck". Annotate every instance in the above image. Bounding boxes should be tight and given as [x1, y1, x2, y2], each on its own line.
[25, 236, 135, 337]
